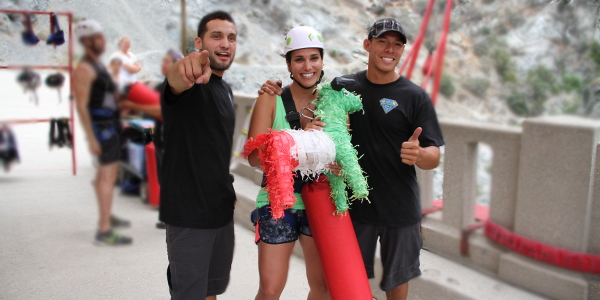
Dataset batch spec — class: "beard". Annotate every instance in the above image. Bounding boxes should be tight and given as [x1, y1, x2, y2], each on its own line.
[89, 41, 104, 56]
[204, 48, 235, 71]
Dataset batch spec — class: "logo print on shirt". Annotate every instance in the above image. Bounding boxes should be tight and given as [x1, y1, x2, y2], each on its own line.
[380, 99, 398, 114]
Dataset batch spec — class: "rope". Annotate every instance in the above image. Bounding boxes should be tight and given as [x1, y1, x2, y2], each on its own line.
[485, 220, 600, 274]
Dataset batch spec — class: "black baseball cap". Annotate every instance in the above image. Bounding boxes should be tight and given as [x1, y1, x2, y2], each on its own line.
[368, 18, 407, 44]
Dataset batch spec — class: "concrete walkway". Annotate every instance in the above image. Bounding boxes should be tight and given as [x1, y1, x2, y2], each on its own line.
[0, 157, 311, 300]
[0, 114, 312, 299]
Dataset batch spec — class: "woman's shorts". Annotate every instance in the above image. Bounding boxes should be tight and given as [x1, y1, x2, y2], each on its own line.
[251, 205, 312, 244]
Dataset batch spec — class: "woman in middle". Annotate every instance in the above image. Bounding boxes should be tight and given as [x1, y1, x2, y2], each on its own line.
[247, 26, 330, 300]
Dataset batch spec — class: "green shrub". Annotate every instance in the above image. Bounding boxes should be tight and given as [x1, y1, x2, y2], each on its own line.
[527, 66, 559, 116]
[590, 41, 600, 71]
[562, 97, 581, 115]
[506, 10, 526, 28]
[483, 0, 495, 3]
[440, 73, 456, 99]
[473, 42, 488, 57]
[504, 71, 518, 83]
[463, 77, 491, 97]
[491, 48, 515, 83]
[507, 90, 529, 117]
[562, 74, 582, 93]
[370, 4, 386, 15]
[494, 23, 509, 35]
[478, 26, 491, 36]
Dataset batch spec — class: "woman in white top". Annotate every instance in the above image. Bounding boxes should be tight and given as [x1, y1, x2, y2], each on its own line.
[110, 36, 141, 90]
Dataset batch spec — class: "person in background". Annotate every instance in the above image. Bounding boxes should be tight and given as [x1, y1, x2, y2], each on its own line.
[119, 48, 184, 229]
[110, 36, 141, 90]
[73, 19, 132, 246]
[259, 18, 445, 300]
[108, 57, 122, 86]
[160, 11, 237, 299]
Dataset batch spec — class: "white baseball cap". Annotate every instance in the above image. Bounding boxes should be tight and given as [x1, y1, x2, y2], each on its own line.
[75, 19, 103, 39]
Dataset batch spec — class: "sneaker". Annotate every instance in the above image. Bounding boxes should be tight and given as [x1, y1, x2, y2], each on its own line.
[94, 229, 132, 246]
[110, 215, 131, 228]
[156, 222, 166, 229]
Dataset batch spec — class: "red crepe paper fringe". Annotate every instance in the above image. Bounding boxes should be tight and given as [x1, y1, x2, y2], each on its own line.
[243, 130, 298, 220]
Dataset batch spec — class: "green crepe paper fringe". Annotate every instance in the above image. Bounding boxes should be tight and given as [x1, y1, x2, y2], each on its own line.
[314, 83, 369, 214]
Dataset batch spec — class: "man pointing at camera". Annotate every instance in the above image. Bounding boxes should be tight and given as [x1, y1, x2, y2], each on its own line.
[260, 18, 444, 300]
[159, 11, 237, 300]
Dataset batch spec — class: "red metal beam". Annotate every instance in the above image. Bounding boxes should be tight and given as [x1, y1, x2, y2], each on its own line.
[0, 118, 54, 124]
[404, 0, 436, 80]
[421, 51, 438, 89]
[0, 65, 70, 70]
[0, 9, 72, 16]
[431, 0, 453, 105]
[460, 221, 486, 256]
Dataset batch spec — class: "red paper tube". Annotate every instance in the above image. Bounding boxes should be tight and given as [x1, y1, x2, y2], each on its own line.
[302, 176, 372, 300]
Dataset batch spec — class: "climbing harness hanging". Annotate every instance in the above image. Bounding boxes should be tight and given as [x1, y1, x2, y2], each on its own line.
[17, 67, 41, 106]
[45, 72, 65, 103]
[0, 125, 20, 172]
[21, 13, 39, 45]
[46, 13, 65, 46]
[49, 118, 72, 149]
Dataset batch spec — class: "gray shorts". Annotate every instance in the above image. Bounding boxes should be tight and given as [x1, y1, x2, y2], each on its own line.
[166, 220, 235, 299]
[352, 219, 423, 291]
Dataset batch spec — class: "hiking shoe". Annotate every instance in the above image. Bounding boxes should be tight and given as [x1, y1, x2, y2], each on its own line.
[110, 215, 131, 228]
[94, 229, 132, 246]
[156, 222, 166, 229]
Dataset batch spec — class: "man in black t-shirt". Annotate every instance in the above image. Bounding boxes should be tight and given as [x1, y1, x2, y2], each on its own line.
[259, 18, 444, 300]
[160, 11, 237, 300]
[346, 19, 444, 300]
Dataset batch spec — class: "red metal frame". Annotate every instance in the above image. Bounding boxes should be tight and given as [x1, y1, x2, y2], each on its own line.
[398, 0, 454, 105]
[399, 0, 436, 79]
[430, 0, 453, 105]
[0, 9, 76, 175]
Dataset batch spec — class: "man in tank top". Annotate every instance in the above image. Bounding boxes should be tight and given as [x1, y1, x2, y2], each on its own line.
[73, 19, 132, 246]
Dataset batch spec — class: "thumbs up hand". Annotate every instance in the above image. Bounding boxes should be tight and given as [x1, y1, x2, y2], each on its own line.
[400, 127, 422, 166]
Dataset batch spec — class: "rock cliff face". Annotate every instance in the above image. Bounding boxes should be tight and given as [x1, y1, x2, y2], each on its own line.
[1, 0, 599, 124]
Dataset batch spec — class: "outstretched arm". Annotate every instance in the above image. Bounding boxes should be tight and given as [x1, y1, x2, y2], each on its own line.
[119, 101, 161, 118]
[167, 50, 212, 95]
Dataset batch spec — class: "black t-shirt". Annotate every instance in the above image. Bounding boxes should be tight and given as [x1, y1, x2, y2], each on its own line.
[159, 74, 236, 229]
[153, 82, 164, 149]
[345, 71, 444, 227]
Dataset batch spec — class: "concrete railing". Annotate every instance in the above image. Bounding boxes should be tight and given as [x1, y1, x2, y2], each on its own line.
[230, 93, 600, 300]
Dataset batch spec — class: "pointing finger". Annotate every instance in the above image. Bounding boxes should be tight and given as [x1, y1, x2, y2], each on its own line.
[179, 60, 193, 86]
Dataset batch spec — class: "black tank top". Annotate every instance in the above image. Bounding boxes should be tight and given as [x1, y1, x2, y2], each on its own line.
[85, 57, 118, 121]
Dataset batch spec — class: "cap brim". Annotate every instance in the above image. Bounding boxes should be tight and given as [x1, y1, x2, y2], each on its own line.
[372, 30, 407, 44]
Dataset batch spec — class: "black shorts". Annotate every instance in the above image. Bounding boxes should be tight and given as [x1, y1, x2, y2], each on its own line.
[352, 219, 422, 291]
[97, 133, 121, 165]
[166, 220, 235, 299]
[251, 205, 312, 244]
